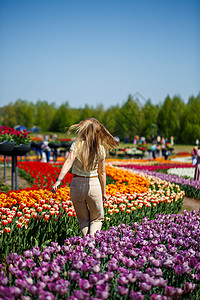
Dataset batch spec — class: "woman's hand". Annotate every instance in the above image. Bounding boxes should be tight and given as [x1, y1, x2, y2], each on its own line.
[102, 193, 108, 202]
[52, 181, 61, 194]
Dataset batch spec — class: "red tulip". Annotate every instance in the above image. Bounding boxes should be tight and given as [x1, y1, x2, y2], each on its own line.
[2, 220, 8, 226]
[4, 227, 11, 233]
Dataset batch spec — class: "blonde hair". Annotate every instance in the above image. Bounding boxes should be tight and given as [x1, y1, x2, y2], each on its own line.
[68, 118, 119, 171]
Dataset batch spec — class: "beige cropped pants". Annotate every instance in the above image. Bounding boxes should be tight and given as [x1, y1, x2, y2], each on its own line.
[70, 177, 104, 237]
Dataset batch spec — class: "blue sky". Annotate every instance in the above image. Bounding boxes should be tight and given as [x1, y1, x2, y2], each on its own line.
[0, 0, 199, 109]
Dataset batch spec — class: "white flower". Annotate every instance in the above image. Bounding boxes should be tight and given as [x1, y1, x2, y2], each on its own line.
[167, 167, 194, 179]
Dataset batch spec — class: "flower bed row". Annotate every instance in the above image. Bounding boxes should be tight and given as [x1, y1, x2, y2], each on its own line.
[119, 163, 193, 172]
[117, 163, 200, 200]
[17, 161, 73, 190]
[1, 210, 199, 299]
[107, 158, 191, 166]
[167, 167, 195, 179]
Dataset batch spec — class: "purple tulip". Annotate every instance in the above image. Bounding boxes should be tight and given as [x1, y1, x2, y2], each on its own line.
[188, 257, 198, 268]
[0, 277, 9, 286]
[73, 290, 90, 300]
[50, 263, 61, 273]
[49, 283, 69, 295]
[139, 282, 152, 292]
[41, 275, 52, 284]
[92, 264, 101, 273]
[35, 281, 46, 291]
[32, 247, 40, 258]
[164, 286, 183, 298]
[150, 259, 162, 268]
[72, 260, 83, 270]
[27, 285, 38, 295]
[41, 253, 50, 261]
[150, 294, 170, 300]
[195, 273, 200, 280]
[31, 268, 43, 279]
[184, 282, 196, 293]
[21, 258, 36, 269]
[174, 264, 191, 275]
[81, 262, 91, 273]
[129, 291, 144, 300]
[69, 270, 81, 282]
[117, 275, 129, 285]
[195, 251, 200, 259]
[79, 278, 92, 291]
[139, 273, 151, 282]
[107, 259, 118, 271]
[7, 253, 22, 265]
[15, 278, 29, 289]
[23, 250, 33, 258]
[39, 290, 55, 300]
[162, 259, 174, 268]
[96, 290, 110, 299]
[89, 274, 99, 284]
[117, 285, 129, 296]
[10, 286, 22, 297]
[123, 257, 135, 268]
[125, 272, 136, 283]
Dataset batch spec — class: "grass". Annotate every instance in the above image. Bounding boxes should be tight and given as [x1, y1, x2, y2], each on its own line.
[0, 181, 10, 193]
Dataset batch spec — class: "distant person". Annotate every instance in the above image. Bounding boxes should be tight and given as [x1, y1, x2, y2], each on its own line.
[41, 135, 51, 162]
[196, 139, 199, 147]
[170, 136, 174, 147]
[161, 143, 166, 157]
[151, 142, 156, 159]
[164, 149, 169, 160]
[141, 136, 146, 144]
[156, 144, 161, 157]
[133, 136, 137, 145]
[191, 147, 197, 165]
[161, 137, 165, 145]
[157, 135, 161, 145]
[194, 146, 200, 181]
[125, 136, 129, 143]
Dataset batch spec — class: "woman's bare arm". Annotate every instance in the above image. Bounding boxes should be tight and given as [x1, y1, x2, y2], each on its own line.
[52, 150, 76, 193]
[98, 159, 107, 201]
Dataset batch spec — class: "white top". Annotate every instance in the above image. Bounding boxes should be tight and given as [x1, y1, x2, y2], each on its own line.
[70, 141, 106, 177]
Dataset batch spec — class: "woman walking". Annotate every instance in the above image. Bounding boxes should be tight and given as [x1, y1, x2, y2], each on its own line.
[194, 146, 200, 181]
[52, 118, 119, 237]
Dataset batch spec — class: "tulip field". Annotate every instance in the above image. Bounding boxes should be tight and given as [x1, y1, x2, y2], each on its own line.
[0, 157, 200, 299]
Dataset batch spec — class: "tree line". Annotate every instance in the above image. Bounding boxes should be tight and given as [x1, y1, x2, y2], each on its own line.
[0, 93, 199, 144]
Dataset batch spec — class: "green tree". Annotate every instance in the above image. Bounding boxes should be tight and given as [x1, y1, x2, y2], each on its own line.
[50, 102, 75, 132]
[35, 100, 56, 131]
[103, 105, 120, 137]
[116, 95, 142, 141]
[14, 99, 35, 129]
[78, 104, 95, 122]
[93, 104, 105, 124]
[141, 100, 159, 140]
[182, 94, 200, 144]
[3, 103, 18, 127]
[157, 95, 175, 139]
[171, 96, 186, 143]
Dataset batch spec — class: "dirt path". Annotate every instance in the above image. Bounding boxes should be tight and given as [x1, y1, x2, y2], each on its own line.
[181, 196, 200, 213]
[0, 166, 32, 192]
